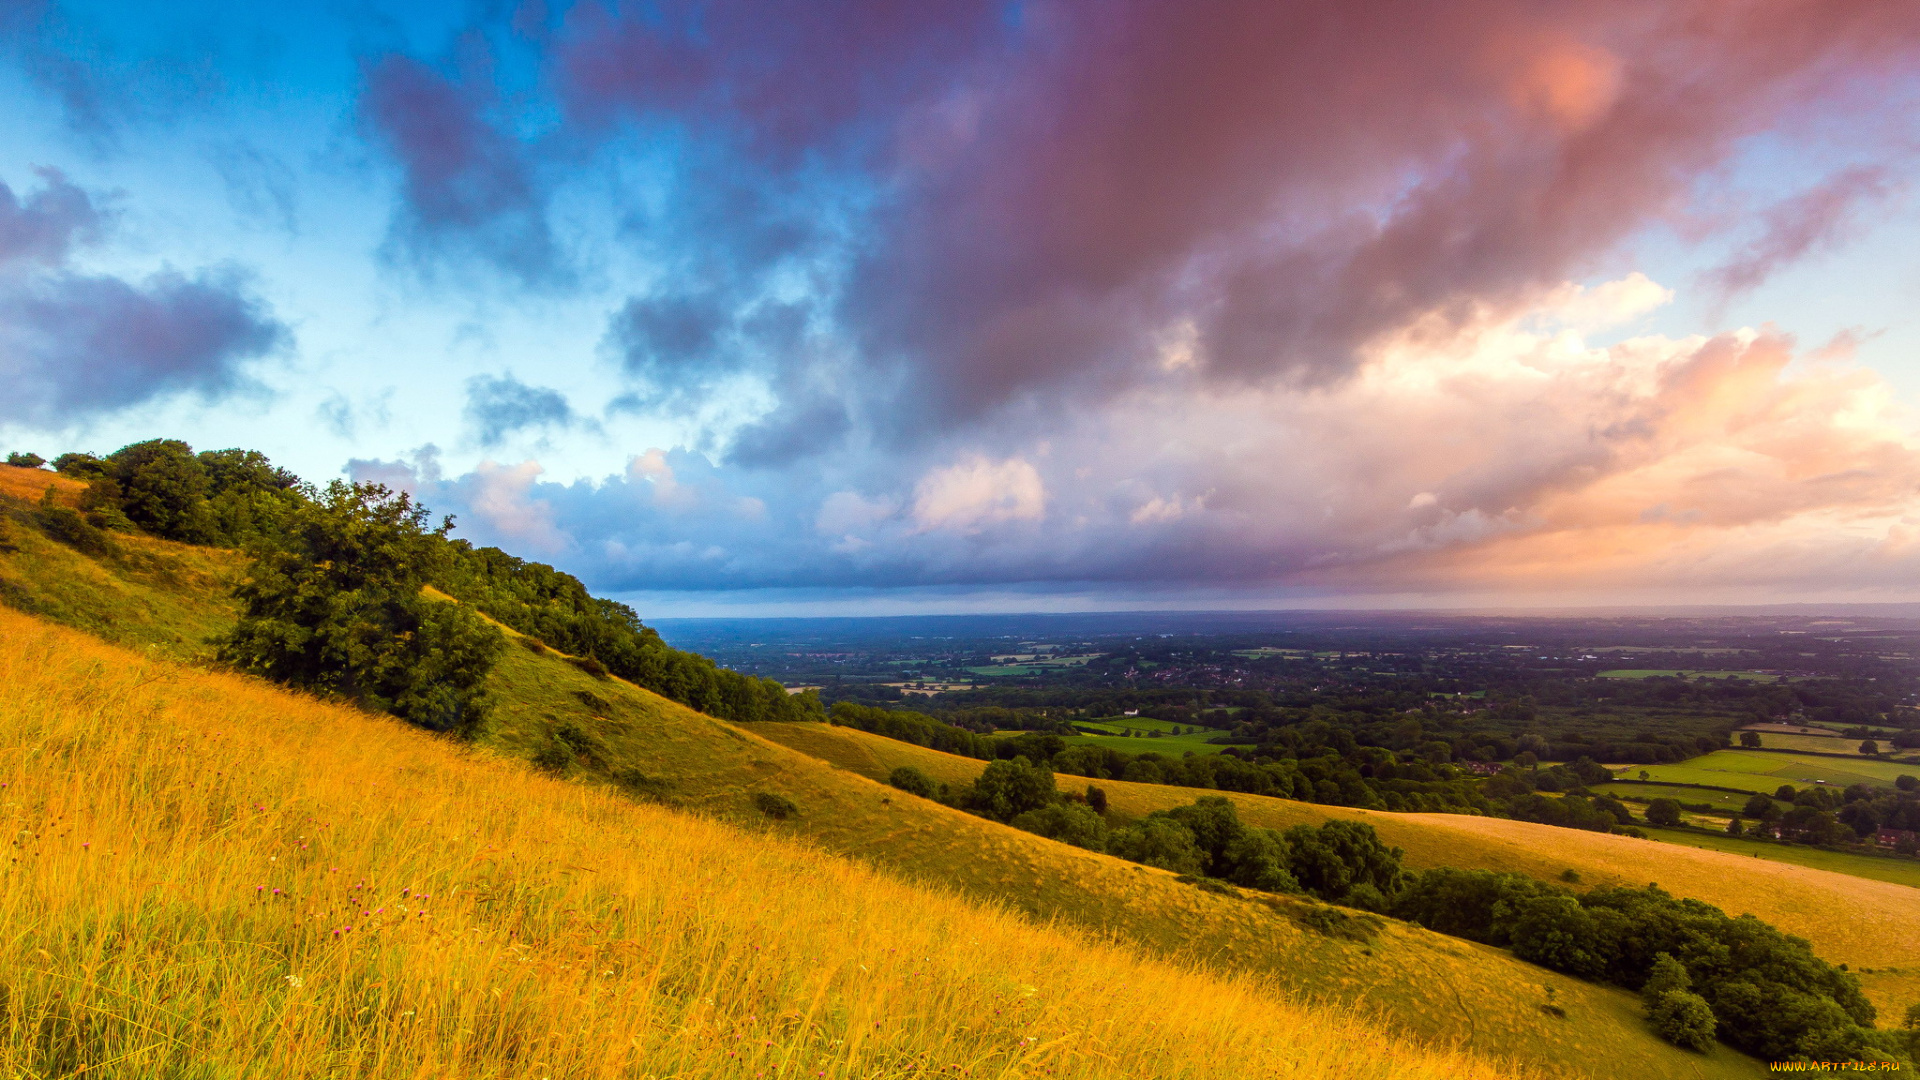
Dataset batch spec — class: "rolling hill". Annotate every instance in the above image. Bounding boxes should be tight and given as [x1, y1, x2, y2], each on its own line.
[755, 721, 1920, 1024]
[0, 462, 1810, 1075]
[0, 604, 1535, 1079]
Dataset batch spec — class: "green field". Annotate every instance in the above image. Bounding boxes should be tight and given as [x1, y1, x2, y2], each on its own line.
[1598, 781, 1773, 814]
[1596, 669, 1776, 681]
[1637, 826, 1920, 889]
[966, 654, 1097, 676]
[1625, 750, 1920, 793]
[1753, 731, 1889, 755]
[1059, 718, 1232, 756]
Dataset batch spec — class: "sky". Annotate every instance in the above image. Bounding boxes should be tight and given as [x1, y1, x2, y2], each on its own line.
[5, 1, 1920, 616]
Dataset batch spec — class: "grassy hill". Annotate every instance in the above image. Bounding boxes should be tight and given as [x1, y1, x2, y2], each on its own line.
[0, 464, 1780, 1076]
[0, 605, 1540, 1079]
[757, 721, 1920, 1025]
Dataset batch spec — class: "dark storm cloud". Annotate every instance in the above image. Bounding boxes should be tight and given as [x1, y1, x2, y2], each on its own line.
[530, 1, 1920, 438]
[462, 372, 575, 446]
[0, 170, 287, 426]
[359, 49, 567, 287]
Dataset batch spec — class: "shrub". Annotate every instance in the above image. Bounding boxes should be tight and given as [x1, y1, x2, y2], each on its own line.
[219, 481, 505, 734]
[753, 792, 798, 820]
[1649, 991, 1718, 1051]
[50, 452, 106, 479]
[1009, 803, 1108, 850]
[1283, 819, 1405, 904]
[1085, 784, 1109, 814]
[5, 452, 44, 469]
[967, 757, 1056, 822]
[107, 439, 217, 543]
[1643, 798, 1683, 826]
[1107, 818, 1204, 874]
[570, 655, 610, 679]
[888, 766, 937, 799]
[519, 636, 549, 654]
[1507, 895, 1608, 978]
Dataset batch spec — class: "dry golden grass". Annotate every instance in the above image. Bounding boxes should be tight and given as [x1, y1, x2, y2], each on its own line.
[491, 660, 1768, 1079]
[758, 721, 1920, 1024]
[0, 607, 1538, 1080]
[0, 464, 82, 505]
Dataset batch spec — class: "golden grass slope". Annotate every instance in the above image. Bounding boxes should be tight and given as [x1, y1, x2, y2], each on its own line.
[0, 468, 242, 654]
[483, 656, 1763, 1079]
[759, 721, 1920, 1022]
[0, 606, 1525, 1080]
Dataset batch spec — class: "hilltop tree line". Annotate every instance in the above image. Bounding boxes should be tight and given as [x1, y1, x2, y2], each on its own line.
[880, 768, 1908, 1063]
[14, 440, 821, 732]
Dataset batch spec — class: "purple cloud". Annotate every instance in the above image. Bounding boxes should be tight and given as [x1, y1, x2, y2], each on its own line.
[0, 171, 286, 425]
[360, 49, 566, 286]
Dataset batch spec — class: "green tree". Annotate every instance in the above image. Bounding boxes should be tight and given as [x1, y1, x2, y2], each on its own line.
[106, 439, 217, 542]
[1649, 990, 1718, 1051]
[1009, 803, 1108, 851]
[1283, 819, 1405, 904]
[1743, 793, 1780, 821]
[1776, 784, 1798, 801]
[5, 451, 44, 468]
[50, 452, 106, 480]
[1641, 952, 1691, 1004]
[887, 766, 937, 799]
[219, 481, 505, 734]
[1739, 730, 1762, 748]
[1507, 894, 1609, 978]
[1106, 818, 1204, 874]
[1726, 816, 1745, 837]
[1644, 798, 1684, 827]
[1897, 775, 1918, 793]
[1861, 740, 1880, 756]
[967, 757, 1056, 822]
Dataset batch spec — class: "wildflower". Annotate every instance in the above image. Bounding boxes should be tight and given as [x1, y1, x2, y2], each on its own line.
[285, 975, 303, 987]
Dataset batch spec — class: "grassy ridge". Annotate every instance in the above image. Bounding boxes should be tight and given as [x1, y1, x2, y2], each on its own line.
[483, 645, 1760, 1078]
[758, 722, 1920, 1026]
[0, 606, 1529, 1080]
[0, 474, 1773, 1076]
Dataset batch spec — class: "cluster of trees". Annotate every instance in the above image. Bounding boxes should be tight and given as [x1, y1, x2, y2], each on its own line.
[434, 544, 821, 725]
[1393, 871, 1905, 1062]
[1719, 780, 1920, 851]
[22, 439, 821, 733]
[882, 764, 1900, 1061]
[888, 768, 1406, 909]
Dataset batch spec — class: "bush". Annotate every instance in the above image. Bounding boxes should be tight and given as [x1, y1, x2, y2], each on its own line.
[967, 757, 1056, 822]
[888, 766, 937, 799]
[1644, 798, 1683, 826]
[1507, 895, 1608, 978]
[6, 452, 44, 469]
[1649, 991, 1718, 1051]
[1283, 819, 1405, 904]
[1009, 803, 1108, 850]
[1107, 818, 1204, 874]
[753, 792, 798, 820]
[1085, 784, 1109, 814]
[218, 481, 505, 735]
[50, 452, 106, 480]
